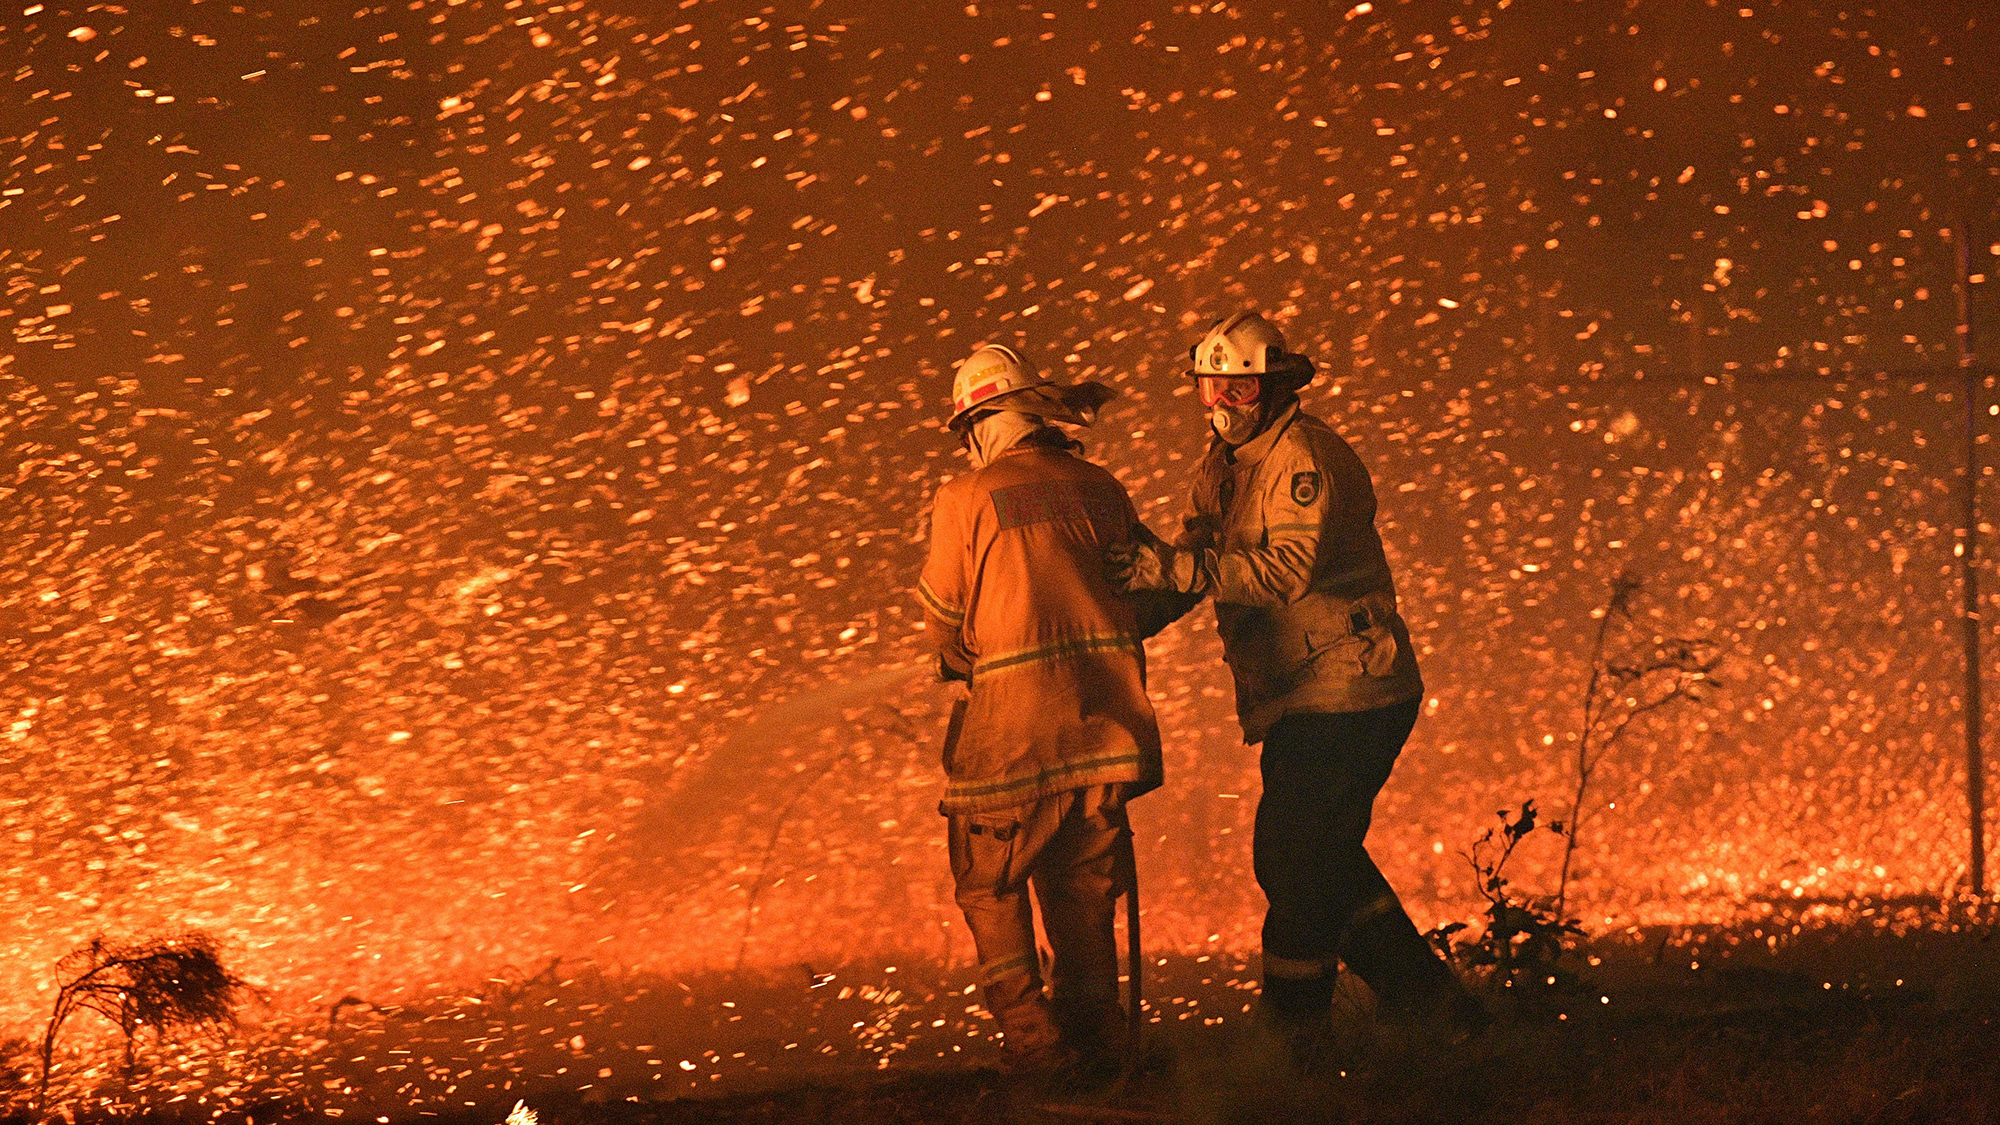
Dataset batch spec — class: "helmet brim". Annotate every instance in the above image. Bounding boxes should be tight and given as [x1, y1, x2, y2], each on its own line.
[948, 380, 1114, 428]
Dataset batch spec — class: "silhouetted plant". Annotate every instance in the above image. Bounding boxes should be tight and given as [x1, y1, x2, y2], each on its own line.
[1557, 572, 1722, 915]
[35, 933, 250, 1112]
[1428, 802, 1585, 993]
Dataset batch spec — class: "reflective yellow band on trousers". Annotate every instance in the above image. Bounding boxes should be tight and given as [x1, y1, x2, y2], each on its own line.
[978, 952, 1037, 987]
[1263, 953, 1334, 980]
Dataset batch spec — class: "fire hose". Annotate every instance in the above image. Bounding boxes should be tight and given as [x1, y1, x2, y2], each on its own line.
[1121, 826, 1143, 1043]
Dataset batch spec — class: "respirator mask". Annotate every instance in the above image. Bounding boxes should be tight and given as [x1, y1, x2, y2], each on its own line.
[1199, 375, 1264, 446]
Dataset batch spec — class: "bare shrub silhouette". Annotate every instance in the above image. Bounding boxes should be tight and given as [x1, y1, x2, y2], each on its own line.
[1557, 573, 1722, 915]
[35, 933, 250, 1113]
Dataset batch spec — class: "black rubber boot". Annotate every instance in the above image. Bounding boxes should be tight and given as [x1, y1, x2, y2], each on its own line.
[1340, 906, 1487, 1040]
[1253, 969, 1339, 1076]
[1050, 994, 1131, 1085]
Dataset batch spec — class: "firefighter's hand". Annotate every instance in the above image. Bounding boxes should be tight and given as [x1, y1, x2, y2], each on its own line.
[1106, 537, 1171, 592]
[937, 653, 971, 684]
[1113, 527, 1211, 594]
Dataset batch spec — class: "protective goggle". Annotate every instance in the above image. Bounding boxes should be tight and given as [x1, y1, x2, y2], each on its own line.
[1197, 375, 1262, 408]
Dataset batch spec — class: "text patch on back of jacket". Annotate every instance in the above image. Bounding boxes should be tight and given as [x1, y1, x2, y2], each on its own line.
[989, 478, 1128, 538]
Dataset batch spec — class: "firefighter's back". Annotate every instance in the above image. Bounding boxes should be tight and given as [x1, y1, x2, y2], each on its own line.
[935, 442, 1162, 814]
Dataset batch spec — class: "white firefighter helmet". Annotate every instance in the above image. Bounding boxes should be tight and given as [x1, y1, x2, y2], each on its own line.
[948, 343, 1040, 428]
[1188, 311, 1315, 392]
[946, 343, 1115, 430]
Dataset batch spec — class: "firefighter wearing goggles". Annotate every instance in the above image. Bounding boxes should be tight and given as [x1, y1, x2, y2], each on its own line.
[1106, 311, 1482, 1039]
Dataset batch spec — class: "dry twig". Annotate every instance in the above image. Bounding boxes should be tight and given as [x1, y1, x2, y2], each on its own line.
[1556, 573, 1722, 914]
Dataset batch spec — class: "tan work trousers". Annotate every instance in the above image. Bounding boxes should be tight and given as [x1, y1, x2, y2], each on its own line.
[947, 783, 1129, 1054]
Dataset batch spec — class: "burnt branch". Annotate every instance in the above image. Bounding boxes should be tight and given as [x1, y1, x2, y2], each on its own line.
[1557, 575, 1725, 915]
[36, 934, 251, 1114]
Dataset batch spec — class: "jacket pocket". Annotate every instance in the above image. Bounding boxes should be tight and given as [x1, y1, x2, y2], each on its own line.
[1350, 590, 1402, 678]
[1303, 628, 1369, 679]
[1352, 626, 1397, 677]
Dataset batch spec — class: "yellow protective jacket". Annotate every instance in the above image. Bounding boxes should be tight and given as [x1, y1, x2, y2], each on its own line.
[1181, 400, 1423, 744]
[917, 438, 1165, 814]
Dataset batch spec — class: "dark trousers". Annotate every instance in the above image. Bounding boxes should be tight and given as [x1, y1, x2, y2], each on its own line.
[1255, 701, 1453, 1007]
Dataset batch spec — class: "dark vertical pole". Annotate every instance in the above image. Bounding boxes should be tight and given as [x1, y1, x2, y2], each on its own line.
[1689, 299, 1705, 381]
[1955, 224, 1984, 897]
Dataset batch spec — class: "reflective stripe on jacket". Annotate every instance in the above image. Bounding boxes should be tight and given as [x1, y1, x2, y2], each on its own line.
[1183, 400, 1423, 743]
[918, 441, 1165, 813]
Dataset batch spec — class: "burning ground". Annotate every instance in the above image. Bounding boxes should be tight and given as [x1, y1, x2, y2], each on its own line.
[11, 914, 2000, 1123]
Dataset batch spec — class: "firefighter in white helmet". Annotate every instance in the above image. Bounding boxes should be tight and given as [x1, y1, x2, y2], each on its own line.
[1107, 312, 1483, 1039]
[917, 342, 1168, 1071]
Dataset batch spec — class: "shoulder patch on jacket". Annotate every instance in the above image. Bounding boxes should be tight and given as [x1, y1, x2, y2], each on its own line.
[1290, 471, 1321, 506]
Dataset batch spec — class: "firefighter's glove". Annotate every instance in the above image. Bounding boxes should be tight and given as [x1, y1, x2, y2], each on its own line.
[1106, 533, 1207, 595]
[937, 652, 971, 684]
